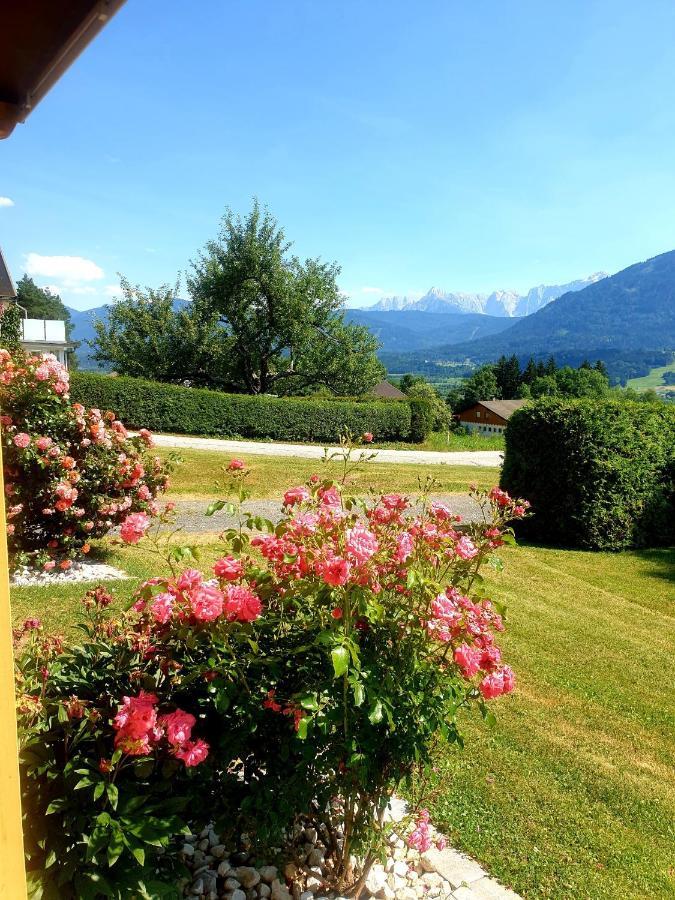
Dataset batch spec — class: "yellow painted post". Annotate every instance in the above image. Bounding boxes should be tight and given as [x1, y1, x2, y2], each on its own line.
[0, 438, 27, 897]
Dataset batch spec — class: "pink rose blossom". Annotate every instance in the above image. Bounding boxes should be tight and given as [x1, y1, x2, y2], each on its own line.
[345, 524, 379, 565]
[174, 738, 209, 767]
[283, 485, 311, 507]
[228, 458, 245, 471]
[160, 709, 195, 747]
[13, 432, 30, 448]
[316, 556, 351, 587]
[214, 556, 244, 581]
[190, 583, 225, 621]
[362, 432, 374, 443]
[454, 642, 482, 678]
[223, 584, 262, 622]
[120, 512, 150, 544]
[177, 568, 202, 591]
[149, 592, 174, 624]
[455, 535, 478, 560]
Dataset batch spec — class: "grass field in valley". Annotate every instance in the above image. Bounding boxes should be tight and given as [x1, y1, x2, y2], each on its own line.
[626, 361, 675, 393]
[9, 449, 675, 900]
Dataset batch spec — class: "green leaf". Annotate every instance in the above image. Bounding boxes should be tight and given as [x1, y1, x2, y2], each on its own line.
[299, 695, 319, 711]
[93, 782, 105, 801]
[368, 700, 384, 724]
[106, 824, 125, 867]
[205, 500, 225, 517]
[331, 646, 349, 678]
[296, 716, 309, 740]
[352, 682, 365, 707]
[106, 783, 119, 810]
[130, 845, 146, 866]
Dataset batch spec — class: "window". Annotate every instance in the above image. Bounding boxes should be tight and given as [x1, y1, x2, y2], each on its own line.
[476, 411, 481, 418]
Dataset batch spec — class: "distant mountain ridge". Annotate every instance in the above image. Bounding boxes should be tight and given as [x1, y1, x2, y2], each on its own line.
[389, 250, 675, 376]
[368, 273, 607, 317]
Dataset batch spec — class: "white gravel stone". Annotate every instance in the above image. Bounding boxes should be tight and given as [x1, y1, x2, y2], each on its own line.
[230, 891, 247, 900]
[271, 878, 292, 900]
[217, 860, 233, 877]
[224, 878, 241, 890]
[10, 560, 130, 587]
[259, 884, 272, 898]
[259, 866, 278, 884]
[393, 861, 409, 878]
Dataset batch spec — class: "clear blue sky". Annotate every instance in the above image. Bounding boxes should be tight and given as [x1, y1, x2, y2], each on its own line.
[2, 0, 675, 310]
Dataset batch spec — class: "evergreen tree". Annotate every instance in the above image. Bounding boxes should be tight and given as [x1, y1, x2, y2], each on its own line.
[545, 356, 557, 376]
[522, 357, 538, 385]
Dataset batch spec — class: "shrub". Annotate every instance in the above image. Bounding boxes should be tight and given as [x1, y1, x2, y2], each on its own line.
[16, 450, 528, 895]
[501, 397, 675, 549]
[408, 396, 434, 442]
[0, 350, 171, 569]
[70, 372, 423, 443]
[406, 382, 450, 431]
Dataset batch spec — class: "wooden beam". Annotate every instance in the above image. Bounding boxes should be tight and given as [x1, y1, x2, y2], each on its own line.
[0, 438, 27, 898]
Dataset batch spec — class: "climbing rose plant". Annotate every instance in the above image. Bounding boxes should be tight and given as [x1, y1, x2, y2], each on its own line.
[0, 349, 170, 569]
[15, 447, 529, 896]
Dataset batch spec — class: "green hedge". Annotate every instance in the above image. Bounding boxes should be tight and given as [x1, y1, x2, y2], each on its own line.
[70, 373, 420, 443]
[501, 397, 675, 550]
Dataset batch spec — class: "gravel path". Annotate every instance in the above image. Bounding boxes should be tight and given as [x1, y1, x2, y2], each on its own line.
[171, 494, 484, 533]
[145, 433, 503, 468]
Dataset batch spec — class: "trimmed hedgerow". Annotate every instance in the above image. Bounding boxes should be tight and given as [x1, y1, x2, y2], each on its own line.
[70, 373, 419, 443]
[500, 397, 675, 550]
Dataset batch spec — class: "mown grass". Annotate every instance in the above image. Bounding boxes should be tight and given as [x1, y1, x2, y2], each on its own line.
[157, 448, 501, 500]
[626, 362, 675, 392]
[410, 545, 675, 900]
[382, 430, 504, 452]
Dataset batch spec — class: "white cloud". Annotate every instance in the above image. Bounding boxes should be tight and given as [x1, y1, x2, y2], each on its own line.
[0, 196, 14, 207]
[25, 253, 104, 283]
[103, 284, 122, 297]
[360, 286, 385, 295]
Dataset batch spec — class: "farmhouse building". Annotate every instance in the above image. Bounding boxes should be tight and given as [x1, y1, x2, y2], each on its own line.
[456, 399, 528, 435]
[370, 380, 407, 400]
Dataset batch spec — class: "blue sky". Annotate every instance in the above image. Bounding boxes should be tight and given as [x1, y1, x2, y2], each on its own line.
[2, 0, 675, 310]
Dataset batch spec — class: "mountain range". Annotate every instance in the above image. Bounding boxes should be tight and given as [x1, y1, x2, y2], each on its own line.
[67, 252, 675, 385]
[378, 250, 675, 383]
[368, 273, 607, 317]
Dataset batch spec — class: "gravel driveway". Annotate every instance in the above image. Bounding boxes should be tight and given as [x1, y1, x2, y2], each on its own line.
[145, 433, 503, 468]
[171, 494, 484, 534]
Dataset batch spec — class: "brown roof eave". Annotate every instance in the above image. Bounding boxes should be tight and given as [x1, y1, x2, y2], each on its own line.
[0, 0, 127, 139]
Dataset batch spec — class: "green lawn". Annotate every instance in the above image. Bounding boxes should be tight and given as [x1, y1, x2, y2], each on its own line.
[379, 430, 504, 452]
[157, 448, 501, 499]
[412, 545, 675, 900]
[626, 362, 675, 393]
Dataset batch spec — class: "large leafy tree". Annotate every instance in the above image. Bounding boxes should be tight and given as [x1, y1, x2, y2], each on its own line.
[188, 202, 385, 395]
[91, 277, 231, 386]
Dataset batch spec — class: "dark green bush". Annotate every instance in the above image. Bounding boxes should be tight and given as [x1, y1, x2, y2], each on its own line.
[70, 373, 421, 443]
[408, 397, 434, 443]
[501, 398, 675, 550]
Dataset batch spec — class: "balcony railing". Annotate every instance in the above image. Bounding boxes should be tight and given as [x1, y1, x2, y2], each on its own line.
[20, 318, 67, 343]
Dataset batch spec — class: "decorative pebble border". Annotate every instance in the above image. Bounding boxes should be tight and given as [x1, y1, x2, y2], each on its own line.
[179, 797, 520, 900]
[11, 561, 130, 587]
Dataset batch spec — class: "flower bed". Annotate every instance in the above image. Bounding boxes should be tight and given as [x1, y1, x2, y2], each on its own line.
[15, 443, 528, 898]
[0, 349, 171, 569]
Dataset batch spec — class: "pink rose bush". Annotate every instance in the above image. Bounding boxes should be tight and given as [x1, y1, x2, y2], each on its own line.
[14, 445, 529, 895]
[0, 349, 170, 569]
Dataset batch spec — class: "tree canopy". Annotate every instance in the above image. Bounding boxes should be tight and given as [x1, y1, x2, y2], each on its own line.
[187, 202, 384, 395]
[91, 278, 229, 386]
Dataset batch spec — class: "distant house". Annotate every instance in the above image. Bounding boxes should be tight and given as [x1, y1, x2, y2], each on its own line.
[456, 399, 528, 435]
[370, 380, 407, 400]
[0, 247, 73, 366]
